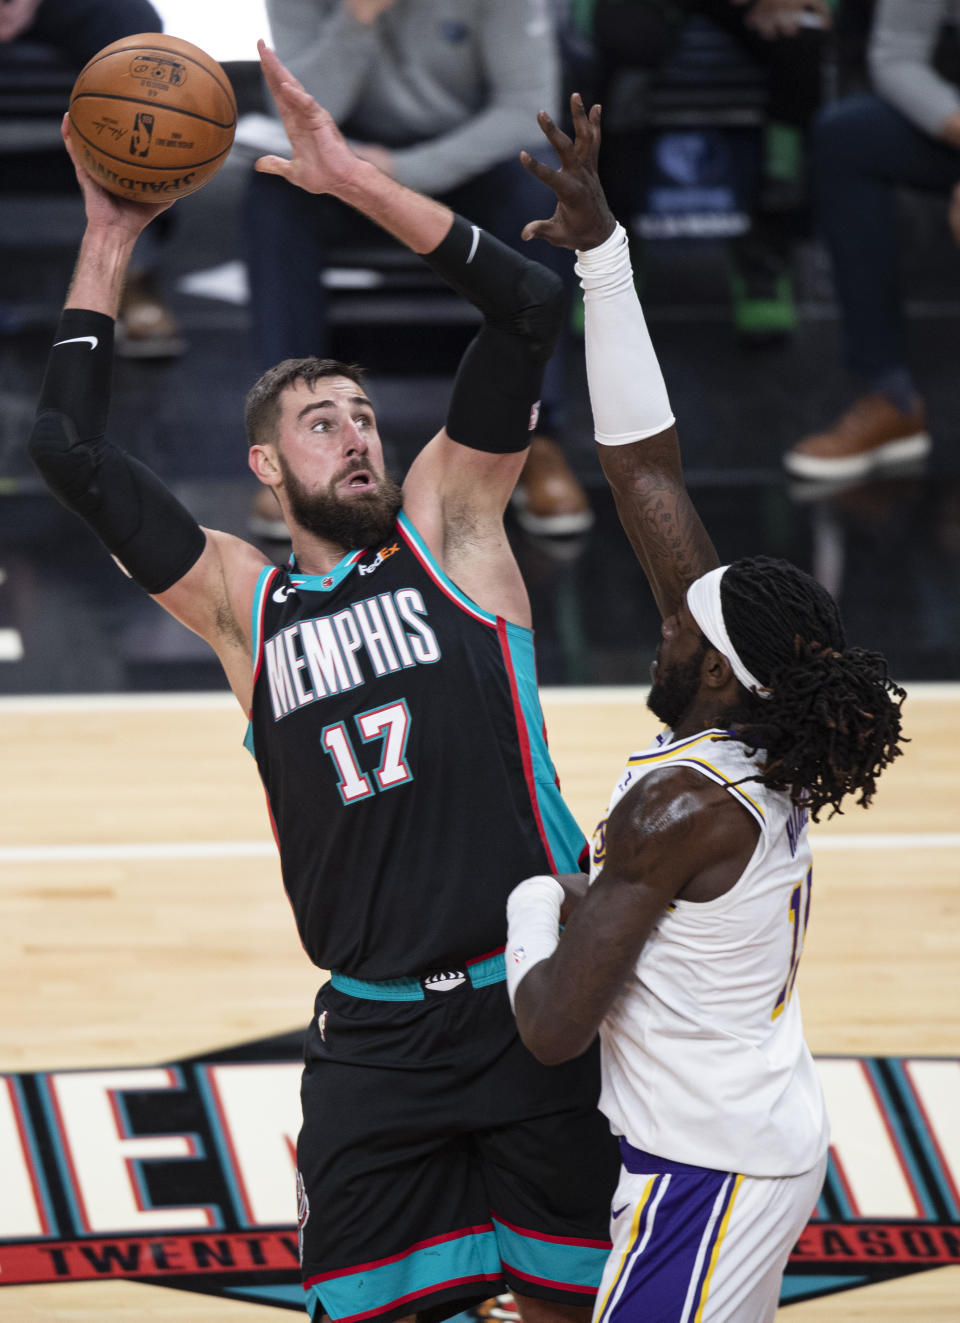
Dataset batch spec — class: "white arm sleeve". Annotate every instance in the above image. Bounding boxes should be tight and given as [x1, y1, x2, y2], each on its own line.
[575, 223, 675, 445]
[505, 874, 563, 1010]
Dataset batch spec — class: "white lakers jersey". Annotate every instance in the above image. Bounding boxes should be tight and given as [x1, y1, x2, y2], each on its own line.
[589, 728, 829, 1178]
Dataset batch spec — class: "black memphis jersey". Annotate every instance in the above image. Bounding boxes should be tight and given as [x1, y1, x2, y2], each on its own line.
[247, 513, 586, 979]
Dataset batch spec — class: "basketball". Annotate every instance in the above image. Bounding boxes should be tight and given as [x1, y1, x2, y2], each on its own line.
[68, 33, 237, 203]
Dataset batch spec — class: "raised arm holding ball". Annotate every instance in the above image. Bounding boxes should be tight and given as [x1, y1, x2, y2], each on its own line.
[29, 42, 620, 1323]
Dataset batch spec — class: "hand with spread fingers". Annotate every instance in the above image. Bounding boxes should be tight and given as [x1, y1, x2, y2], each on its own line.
[254, 39, 364, 197]
[520, 93, 617, 253]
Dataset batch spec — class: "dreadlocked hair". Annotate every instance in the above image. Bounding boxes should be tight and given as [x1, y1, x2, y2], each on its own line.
[718, 556, 906, 820]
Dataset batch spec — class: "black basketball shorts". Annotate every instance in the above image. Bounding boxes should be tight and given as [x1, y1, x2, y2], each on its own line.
[296, 972, 619, 1323]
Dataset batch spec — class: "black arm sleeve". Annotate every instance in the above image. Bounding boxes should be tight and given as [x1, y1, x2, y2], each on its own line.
[28, 308, 207, 594]
[420, 215, 565, 453]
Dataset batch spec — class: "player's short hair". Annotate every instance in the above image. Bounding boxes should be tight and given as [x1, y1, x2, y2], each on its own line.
[719, 556, 905, 819]
[244, 358, 368, 449]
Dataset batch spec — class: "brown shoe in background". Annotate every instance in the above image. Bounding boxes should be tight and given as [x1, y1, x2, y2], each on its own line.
[116, 272, 187, 359]
[511, 435, 593, 536]
[783, 392, 930, 480]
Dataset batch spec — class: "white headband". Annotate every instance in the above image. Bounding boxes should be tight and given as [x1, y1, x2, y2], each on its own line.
[686, 566, 771, 699]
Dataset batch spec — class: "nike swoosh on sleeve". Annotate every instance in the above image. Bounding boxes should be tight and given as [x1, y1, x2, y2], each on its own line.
[53, 335, 99, 350]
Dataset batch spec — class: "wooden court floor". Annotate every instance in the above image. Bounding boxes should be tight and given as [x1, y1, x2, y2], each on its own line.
[1, 686, 958, 1320]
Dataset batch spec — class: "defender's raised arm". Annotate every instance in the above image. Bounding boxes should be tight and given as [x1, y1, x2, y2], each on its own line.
[521, 95, 720, 618]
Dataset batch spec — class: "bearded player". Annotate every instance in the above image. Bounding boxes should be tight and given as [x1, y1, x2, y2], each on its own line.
[28, 45, 620, 1323]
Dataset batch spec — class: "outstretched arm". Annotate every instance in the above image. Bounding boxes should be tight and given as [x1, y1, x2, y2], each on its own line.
[521, 95, 720, 618]
[28, 120, 267, 711]
[256, 42, 564, 620]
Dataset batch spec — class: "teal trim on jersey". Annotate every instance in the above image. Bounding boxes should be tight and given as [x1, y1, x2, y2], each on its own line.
[398, 512, 586, 868]
[287, 546, 366, 594]
[466, 951, 507, 988]
[330, 971, 426, 1001]
[397, 511, 500, 625]
[250, 565, 276, 663]
[493, 1216, 608, 1289]
[307, 1226, 502, 1321]
[329, 953, 506, 1001]
[245, 565, 281, 762]
[503, 622, 587, 872]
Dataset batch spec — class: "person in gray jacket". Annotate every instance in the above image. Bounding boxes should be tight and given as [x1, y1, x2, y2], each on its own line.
[783, 0, 960, 481]
[246, 0, 592, 538]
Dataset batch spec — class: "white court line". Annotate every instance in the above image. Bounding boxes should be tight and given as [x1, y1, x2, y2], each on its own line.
[0, 841, 276, 863]
[542, 682, 960, 705]
[1, 681, 959, 713]
[1, 834, 958, 864]
[811, 833, 960, 851]
[0, 692, 240, 713]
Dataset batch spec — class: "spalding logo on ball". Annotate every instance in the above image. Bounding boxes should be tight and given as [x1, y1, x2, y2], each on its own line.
[69, 33, 237, 202]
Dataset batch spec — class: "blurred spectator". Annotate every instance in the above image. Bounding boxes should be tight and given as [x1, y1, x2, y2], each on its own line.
[589, 0, 831, 342]
[0, 0, 184, 356]
[784, 0, 960, 480]
[245, 0, 591, 541]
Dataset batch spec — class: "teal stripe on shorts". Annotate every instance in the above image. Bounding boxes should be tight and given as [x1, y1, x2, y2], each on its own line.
[494, 1215, 610, 1292]
[305, 1226, 503, 1322]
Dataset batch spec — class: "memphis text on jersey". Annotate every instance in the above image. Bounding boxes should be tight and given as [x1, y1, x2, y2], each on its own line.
[263, 587, 439, 721]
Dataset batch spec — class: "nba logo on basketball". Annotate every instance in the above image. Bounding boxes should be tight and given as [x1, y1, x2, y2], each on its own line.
[68, 34, 237, 202]
[129, 113, 154, 158]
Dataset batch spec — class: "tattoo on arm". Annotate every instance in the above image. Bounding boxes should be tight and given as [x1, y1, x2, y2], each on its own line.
[601, 430, 720, 617]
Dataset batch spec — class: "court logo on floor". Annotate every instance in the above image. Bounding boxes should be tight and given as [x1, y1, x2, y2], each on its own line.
[1, 1040, 958, 1312]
